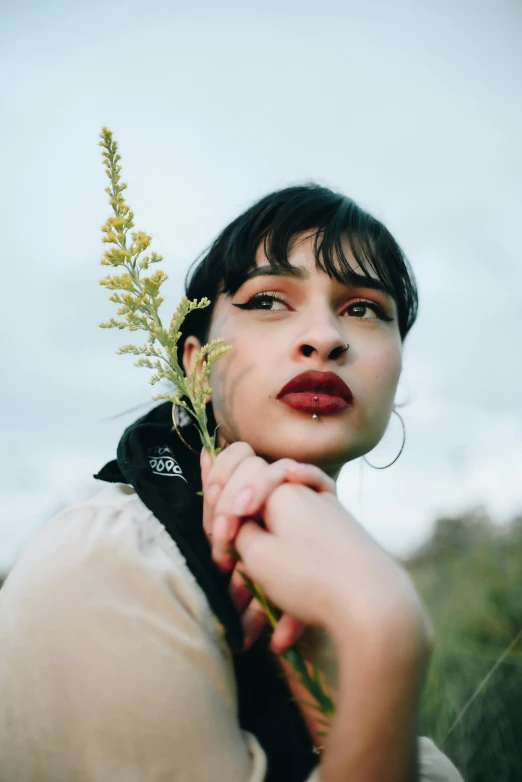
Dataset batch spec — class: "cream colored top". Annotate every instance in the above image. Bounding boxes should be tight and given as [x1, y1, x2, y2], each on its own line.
[0, 484, 463, 781]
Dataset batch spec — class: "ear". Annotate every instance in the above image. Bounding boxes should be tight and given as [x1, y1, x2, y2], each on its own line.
[182, 335, 203, 376]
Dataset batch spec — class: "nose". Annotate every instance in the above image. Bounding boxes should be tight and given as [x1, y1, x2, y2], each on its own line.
[293, 310, 349, 364]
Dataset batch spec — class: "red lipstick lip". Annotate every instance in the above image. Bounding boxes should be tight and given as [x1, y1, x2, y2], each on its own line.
[277, 370, 354, 414]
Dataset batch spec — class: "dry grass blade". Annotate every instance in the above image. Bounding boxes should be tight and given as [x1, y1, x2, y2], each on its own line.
[443, 628, 522, 743]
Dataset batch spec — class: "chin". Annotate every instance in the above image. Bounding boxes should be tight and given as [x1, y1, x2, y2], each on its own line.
[250, 423, 363, 471]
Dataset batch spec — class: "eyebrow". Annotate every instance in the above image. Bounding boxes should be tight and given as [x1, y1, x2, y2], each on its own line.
[243, 264, 391, 295]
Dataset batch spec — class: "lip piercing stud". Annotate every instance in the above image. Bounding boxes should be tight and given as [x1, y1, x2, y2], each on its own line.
[313, 396, 318, 401]
[312, 413, 318, 419]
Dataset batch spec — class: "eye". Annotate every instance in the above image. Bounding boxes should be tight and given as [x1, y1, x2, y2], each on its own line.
[344, 299, 393, 321]
[233, 291, 289, 312]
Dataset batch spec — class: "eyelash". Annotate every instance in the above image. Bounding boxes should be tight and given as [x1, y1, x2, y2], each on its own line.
[235, 290, 393, 322]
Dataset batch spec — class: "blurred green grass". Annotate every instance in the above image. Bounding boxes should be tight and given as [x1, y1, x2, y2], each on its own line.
[406, 509, 522, 781]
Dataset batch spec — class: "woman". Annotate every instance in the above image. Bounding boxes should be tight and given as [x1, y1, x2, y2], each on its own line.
[0, 186, 463, 781]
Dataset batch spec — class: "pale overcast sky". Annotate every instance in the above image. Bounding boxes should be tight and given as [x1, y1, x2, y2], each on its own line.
[1, 0, 521, 573]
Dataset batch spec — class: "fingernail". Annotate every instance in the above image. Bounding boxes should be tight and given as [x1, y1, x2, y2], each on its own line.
[233, 488, 254, 516]
[206, 483, 221, 507]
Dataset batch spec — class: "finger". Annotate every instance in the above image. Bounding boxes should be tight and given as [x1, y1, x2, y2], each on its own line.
[240, 597, 270, 651]
[236, 460, 335, 524]
[229, 565, 255, 613]
[212, 459, 334, 569]
[270, 614, 305, 653]
[200, 448, 213, 488]
[236, 521, 281, 582]
[213, 513, 258, 572]
[203, 442, 256, 540]
[281, 461, 336, 496]
[212, 456, 268, 571]
[206, 441, 256, 492]
[202, 483, 222, 542]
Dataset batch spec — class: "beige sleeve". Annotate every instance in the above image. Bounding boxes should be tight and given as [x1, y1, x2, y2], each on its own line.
[418, 737, 464, 781]
[0, 492, 460, 782]
[0, 496, 301, 782]
[302, 737, 463, 782]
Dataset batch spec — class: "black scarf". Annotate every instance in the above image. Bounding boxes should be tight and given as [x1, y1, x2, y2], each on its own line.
[94, 402, 316, 781]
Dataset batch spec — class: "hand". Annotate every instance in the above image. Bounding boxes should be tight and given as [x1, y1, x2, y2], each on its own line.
[200, 444, 336, 650]
[236, 483, 432, 647]
[237, 484, 434, 781]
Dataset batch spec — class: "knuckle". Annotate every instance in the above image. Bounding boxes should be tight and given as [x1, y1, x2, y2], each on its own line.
[229, 441, 256, 458]
[210, 443, 255, 480]
[278, 458, 300, 476]
[278, 458, 297, 470]
[231, 456, 266, 485]
[266, 481, 303, 511]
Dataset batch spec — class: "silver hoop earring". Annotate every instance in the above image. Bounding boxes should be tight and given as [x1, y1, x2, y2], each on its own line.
[363, 409, 406, 470]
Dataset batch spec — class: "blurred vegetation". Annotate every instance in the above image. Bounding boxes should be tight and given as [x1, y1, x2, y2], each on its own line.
[406, 508, 522, 782]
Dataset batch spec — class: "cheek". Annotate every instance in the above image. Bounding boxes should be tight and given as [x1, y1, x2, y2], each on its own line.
[384, 345, 403, 389]
[207, 338, 265, 441]
[362, 340, 402, 407]
[353, 341, 402, 453]
[208, 317, 274, 406]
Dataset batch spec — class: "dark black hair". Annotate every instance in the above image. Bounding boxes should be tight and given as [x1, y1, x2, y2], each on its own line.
[179, 184, 418, 361]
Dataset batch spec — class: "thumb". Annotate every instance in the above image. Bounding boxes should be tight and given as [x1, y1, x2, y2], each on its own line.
[236, 521, 276, 577]
[236, 521, 286, 599]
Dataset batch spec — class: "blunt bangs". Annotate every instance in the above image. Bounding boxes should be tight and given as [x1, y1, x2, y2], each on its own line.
[181, 185, 418, 356]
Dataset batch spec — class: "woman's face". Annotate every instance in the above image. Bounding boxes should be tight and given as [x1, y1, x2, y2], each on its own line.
[183, 233, 403, 478]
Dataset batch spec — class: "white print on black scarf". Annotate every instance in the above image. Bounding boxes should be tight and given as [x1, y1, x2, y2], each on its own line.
[147, 445, 188, 482]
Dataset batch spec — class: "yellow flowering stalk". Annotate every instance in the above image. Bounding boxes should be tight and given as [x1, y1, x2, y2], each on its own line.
[99, 127, 229, 457]
[98, 127, 335, 724]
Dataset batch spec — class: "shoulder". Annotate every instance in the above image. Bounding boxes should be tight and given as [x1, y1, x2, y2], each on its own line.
[0, 483, 217, 642]
[0, 486, 264, 780]
[0, 483, 235, 719]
